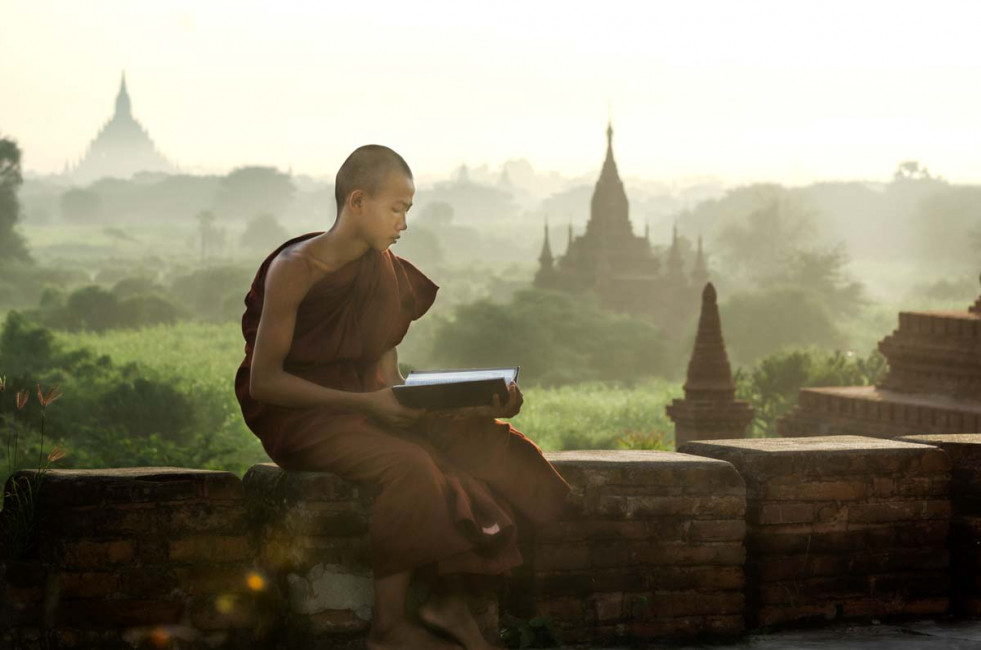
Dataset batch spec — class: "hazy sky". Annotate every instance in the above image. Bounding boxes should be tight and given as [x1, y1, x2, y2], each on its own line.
[4, 0, 981, 185]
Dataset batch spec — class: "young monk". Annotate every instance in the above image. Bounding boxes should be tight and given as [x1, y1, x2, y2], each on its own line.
[234, 145, 571, 650]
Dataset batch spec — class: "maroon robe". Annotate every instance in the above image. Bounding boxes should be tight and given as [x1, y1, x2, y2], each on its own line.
[235, 232, 571, 577]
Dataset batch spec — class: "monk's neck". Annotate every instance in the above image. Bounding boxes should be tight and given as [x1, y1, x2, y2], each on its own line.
[308, 223, 374, 270]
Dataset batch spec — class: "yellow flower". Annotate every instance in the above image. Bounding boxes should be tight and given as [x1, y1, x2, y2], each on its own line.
[47, 445, 66, 463]
[36, 383, 62, 407]
[0, 375, 6, 392]
[16, 389, 29, 410]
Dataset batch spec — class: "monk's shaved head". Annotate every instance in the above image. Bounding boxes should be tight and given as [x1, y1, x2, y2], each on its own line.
[335, 145, 413, 218]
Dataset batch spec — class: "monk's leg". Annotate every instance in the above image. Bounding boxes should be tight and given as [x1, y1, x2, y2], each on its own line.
[272, 415, 486, 648]
[369, 569, 463, 650]
[419, 574, 496, 650]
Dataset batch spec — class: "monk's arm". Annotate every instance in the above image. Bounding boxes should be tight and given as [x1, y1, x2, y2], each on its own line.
[377, 347, 404, 387]
[249, 257, 364, 410]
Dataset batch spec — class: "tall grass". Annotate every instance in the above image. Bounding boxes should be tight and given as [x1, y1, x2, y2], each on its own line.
[53, 323, 683, 463]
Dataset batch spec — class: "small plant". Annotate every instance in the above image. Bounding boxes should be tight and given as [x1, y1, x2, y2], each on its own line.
[0, 376, 67, 560]
[615, 429, 673, 451]
[499, 613, 558, 649]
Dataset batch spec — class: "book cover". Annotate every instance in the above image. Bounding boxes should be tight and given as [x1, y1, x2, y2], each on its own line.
[392, 367, 519, 410]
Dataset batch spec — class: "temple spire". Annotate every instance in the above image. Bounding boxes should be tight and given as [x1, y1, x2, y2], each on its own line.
[683, 283, 735, 399]
[691, 235, 709, 286]
[115, 71, 132, 118]
[538, 219, 553, 266]
[665, 223, 684, 281]
[666, 282, 755, 447]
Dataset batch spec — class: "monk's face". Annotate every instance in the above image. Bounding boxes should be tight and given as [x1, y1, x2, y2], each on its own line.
[359, 171, 414, 251]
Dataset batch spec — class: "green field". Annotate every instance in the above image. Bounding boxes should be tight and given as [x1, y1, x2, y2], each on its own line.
[52, 322, 680, 476]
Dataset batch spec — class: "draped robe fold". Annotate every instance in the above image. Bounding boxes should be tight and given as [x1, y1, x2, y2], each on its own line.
[235, 233, 572, 578]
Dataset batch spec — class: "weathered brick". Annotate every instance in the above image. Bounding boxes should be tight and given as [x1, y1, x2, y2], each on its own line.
[846, 499, 951, 523]
[630, 591, 745, 618]
[174, 565, 265, 596]
[305, 608, 372, 634]
[276, 501, 370, 536]
[534, 595, 585, 620]
[629, 614, 743, 639]
[18, 467, 243, 508]
[758, 571, 949, 603]
[54, 599, 184, 627]
[187, 594, 258, 630]
[762, 480, 868, 502]
[530, 544, 591, 572]
[534, 519, 653, 543]
[754, 547, 949, 582]
[535, 569, 647, 597]
[648, 566, 744, 592]
[594, 494, 744, 519]
[687, 519, 745, 542]
[259, 533, 372, 572]
[169, 535, 251, 563]
[56, 539, 133, 568]
[755, 502, 815, 525]
[56, 572, 120, 599]
[586, 592, 623, 622]
[244, 462, 364, 505]
[749, 520, 949, 554]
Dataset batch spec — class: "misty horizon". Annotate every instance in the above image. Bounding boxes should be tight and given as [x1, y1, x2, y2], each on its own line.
[5, 1, 981, 185]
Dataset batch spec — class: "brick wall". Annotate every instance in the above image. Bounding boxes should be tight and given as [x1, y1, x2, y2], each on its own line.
[0, 437, 970, 648]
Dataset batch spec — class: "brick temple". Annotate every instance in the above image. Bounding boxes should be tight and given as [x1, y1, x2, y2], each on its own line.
[778, 281, 981, 438]
[533, 122, 710, 337]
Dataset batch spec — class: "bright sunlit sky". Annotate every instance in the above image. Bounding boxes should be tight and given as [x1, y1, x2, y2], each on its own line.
[4, 0, 981, 185]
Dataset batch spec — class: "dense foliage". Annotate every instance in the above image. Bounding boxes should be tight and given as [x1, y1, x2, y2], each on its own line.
[429, 289, 670, 386]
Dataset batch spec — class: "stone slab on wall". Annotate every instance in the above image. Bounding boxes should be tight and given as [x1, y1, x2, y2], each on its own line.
[679, 436, 952, 629]
[900, 434, 981, 616]
[0, 467, 268, 650]
[510, 450, 747, 646]
[243, 462, 498, 650]
[777, 386, 981, 439]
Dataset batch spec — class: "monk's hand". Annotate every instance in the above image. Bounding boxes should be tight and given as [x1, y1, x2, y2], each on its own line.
[432, 381, 523, 420]
[363, 388, 426, 429]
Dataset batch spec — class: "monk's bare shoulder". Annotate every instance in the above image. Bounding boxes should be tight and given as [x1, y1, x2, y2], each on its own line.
[263, 244, 324, 307]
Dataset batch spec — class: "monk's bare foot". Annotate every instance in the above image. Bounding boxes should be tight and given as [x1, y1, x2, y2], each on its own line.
[419, 594, 497, 650]
[367, 620, 462, 650]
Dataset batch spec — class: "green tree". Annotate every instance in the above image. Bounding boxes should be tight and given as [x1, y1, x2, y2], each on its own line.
[431, 289, 668, 386]
[240, 213, 289, 254]
[760, 244, 865, 316]
[0, 137, 31, 265]
[710, 188, 817, 284]
[721, 287, 844, 366]
[59, 188, 103, 223]
[215, 166, 295, 221]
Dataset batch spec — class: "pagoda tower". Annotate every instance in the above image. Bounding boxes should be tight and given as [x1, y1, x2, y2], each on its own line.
[691, 235, 710, 287]
[664, 224, 686, 286]
[534, 220, 557, 288]
[534, 121, 658, 292]
[69, 72, 174, 184]
[666, 283, 755, 448]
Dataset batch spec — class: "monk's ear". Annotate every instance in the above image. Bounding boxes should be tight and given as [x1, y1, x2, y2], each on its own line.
[348, 189, 366, 214]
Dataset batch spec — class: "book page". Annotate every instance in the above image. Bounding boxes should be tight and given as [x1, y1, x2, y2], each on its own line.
[405, 368, 517, 387]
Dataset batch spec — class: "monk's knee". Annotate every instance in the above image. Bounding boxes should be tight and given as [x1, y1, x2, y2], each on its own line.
[384, 446, 441, 486]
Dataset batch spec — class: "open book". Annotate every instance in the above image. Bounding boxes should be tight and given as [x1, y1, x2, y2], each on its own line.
[392, 367, 519, 410]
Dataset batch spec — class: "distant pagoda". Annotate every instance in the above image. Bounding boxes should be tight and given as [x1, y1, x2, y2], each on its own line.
[779, 278, 981, 438]
[533, 121, 710, 336]
[67, 72, 175, 183]
[666, 283, 755, 448]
